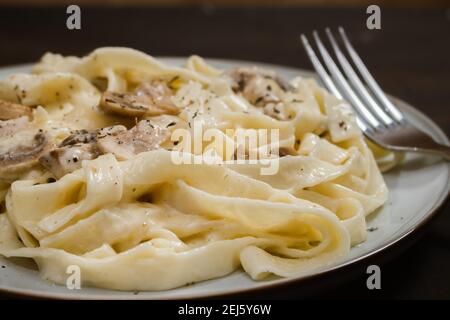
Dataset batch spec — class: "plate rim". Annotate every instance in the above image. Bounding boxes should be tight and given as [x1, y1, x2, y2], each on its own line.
[0, 58, 449, 300]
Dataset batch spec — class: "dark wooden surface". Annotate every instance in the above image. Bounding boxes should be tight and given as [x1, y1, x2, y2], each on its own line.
[0, 6, 449, 299]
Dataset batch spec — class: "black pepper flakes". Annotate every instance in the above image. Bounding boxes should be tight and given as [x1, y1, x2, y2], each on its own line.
[338, 120, 348, 130]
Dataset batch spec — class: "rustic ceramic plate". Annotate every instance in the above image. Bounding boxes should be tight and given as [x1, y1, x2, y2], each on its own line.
[0, 58, 449, 299]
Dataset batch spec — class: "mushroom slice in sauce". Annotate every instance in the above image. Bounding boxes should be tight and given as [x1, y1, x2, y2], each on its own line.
[97, 120, 169, 160]
[60, 126, 127, 147]
[134, 80, 179, 113]
[39, 120, 168, 178]
[226, 67, 290, 91]
[60, 129, 98, 146]
[39, 143, 101, 179]
[100, 92, 150, 118]
[39, 125, 127, 178]
[0, 99, 33, 120]
[0, 116, 53, 180]
[225, 67, 292, 119]
[100, 80, 179, 118]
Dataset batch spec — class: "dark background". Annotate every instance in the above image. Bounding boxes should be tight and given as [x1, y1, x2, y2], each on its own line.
[0, 5, 449, 299]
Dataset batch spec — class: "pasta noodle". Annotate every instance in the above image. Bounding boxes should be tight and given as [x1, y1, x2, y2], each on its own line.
[0, 47, 391, 291]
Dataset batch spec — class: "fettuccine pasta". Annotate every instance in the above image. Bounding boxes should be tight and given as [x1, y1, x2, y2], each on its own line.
[0, 48, 391, 291]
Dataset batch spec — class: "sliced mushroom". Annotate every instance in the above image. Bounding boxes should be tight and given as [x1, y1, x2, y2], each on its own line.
[100, 92, 149, 118]
[226, 67, 290, 94]
[0, 117, 53, 180]
[39, 120, 168, 178]
[0, 99, 33, 120]
[60, 129, 98, 146]
[60, 126, 127, 147]
[97, 120, 169, 160]
[39, 143, 101, 179]
[0, 115, 29, 136]
[39, 125, 127, 178]
[100, 80, 179, 118]
[226, 68, 293, 120]
[134, 80, 178, 113]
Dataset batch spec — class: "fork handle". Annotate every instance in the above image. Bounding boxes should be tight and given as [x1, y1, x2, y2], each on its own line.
[420, 142, 450, 161]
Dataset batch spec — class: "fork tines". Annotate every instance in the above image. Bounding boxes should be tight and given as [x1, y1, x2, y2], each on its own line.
[300, 27, 404, 133]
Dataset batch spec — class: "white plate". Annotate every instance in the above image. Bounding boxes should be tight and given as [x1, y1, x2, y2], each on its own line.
[0, 59, 449, 299]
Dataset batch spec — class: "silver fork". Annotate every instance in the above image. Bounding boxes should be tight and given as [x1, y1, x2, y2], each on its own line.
[300, 27, 450, 161]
